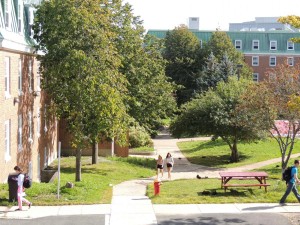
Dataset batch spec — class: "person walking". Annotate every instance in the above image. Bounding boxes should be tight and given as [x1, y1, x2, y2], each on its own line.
[165, 152, 174, 180]
[280, 159, 300, 204]
[156, 155, 164, 178]
[14, 166, 32, 211]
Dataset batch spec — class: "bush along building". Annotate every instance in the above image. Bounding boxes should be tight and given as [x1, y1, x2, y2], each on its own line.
[148, 30, 300, 82]
[0, 0, 58, 183]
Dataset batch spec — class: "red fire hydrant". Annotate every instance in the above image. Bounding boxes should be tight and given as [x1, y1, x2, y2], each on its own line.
[154, 178, 161, 195]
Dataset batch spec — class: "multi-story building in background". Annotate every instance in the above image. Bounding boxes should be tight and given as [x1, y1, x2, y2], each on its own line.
[0, 0, 58, 183]
[148, 29, 300, 82]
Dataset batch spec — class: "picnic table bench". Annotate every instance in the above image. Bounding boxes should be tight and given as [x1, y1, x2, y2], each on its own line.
[219, 171, 270, 192]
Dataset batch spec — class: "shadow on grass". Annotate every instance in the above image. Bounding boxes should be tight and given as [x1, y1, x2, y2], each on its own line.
[179, 139, 227, 154]
[186, 154, 251, 168]
[197, 189, 248, 197]
[110, 157, 156, 170]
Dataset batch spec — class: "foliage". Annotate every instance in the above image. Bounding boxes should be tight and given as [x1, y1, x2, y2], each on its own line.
[237, 65, 300, 169]
[170, 77, 266, 162]
[129, 124, 153, 148]
[110, 2, 176, 135]
[278, 16, 300, 42]
[163, 25, 204, 105]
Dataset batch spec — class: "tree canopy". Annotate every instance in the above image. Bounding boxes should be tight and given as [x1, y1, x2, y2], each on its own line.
[170, 77, 263, 162]
[237, 65, 300, 169]
[278, 16, 300, 42]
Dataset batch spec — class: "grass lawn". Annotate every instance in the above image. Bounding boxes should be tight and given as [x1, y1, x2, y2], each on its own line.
[148, 157, 300, 204]
[0, 156, 156, 206]
[178, 138, 300, 168]
[129, 146, 155, 154]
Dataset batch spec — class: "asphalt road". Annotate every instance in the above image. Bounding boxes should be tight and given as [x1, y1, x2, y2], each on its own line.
[0, 215, 106, 225]
[157, 213, 293, 225]
[0, 213, 296, 225]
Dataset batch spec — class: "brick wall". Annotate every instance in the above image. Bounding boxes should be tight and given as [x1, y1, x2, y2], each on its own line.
[0, 50, 58, 183]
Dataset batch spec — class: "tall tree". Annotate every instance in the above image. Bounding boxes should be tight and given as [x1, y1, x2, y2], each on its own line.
[196, 31, 252, 92]
[109, 1, 176, 135]
[34, 0, 128, 181]
[236, 65, 300, 170]
[163, 25, 204, 105]
[170, 77, 262, 162]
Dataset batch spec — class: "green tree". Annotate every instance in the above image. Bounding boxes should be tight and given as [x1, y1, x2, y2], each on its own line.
[34, 0, 128, 181]
[163, 25, 204, 105]
[109, 1, 176, 135]
[170, 77, 263, 162]
[278, 16, 300, 42]
[236, 65, 300, 169]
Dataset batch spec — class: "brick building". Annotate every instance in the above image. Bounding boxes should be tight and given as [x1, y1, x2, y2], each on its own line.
[148, 30, 300, 81]
[0, 0, 58, 183]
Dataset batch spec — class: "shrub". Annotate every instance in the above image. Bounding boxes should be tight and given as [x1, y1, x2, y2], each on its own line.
[129, 125, 153, 148]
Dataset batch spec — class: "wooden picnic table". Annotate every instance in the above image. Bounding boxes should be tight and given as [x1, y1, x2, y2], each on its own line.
[219, 171, 270, 192]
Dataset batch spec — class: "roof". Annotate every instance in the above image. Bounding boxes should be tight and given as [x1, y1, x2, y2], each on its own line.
[147, 30, 300, 55]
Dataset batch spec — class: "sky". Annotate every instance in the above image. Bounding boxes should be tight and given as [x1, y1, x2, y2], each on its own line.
[124, 0, 300, 31]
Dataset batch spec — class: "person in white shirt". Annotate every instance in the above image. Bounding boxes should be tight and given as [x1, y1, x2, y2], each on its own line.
[14, 166, 32, 211]
[165, 153, 174, 180]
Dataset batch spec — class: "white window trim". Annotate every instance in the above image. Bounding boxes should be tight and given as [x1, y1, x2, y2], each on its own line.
[28, 111, 33, 145]
[37, 107, 41, 138]
[252, 40, 259, 50]
[4, 0, 11, 30]
[5, 120, 11, 162]
[18, 1, 23, 34]
[287, 57, 294, 66]
[36, 62, 41, 92]
[287, 41, 294, 50]
[270, 40, 277, 50]
[253, 73, 259, 82]
[44, 105, 48, 133]
[4, 57, 10, 99]
[235, 40, 242, 49]
[252, 56, 259, 66]
[28, 60, 33, 93]
[18, 58, 23, 96]
[18, 114, 22, 151]
[269, 56, 277, 67]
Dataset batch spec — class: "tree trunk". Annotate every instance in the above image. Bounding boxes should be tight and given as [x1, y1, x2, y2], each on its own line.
[75, 148, 82, 182]
[92, 141, 98, 164]
[230, 141, 239, 162]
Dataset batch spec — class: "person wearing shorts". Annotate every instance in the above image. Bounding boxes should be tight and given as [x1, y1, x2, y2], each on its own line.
[165, 152, 174, 180]
[156, 155, 164, 178]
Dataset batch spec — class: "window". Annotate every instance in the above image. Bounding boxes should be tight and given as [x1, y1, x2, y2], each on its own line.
[37, 107, 40, 138]
[252, 56, 259, 66]
[18, 1, 23, 33]
[28, 111, 33, 144]
[18, 115, 22, 151]
[199, 40, 203, 48]
[287, 41, 294, 50]
[287, 57, 294, 66]
[252, 40, 259, 50]
[269, 56, 276, 66]
[28, 8, 34, 37]
[44, 105, 48, 133]
[270, 41, 277, 50]
[18, 59, 22, 95]
[235, 40, 242, 49]
[4, 0, 10, 29]
[44, 147, 48, 168]
[5, 120, 11, 162]
[28, 60, 32, 93]
[36, 62, 41, 92]
[253, 73, 259, 82]
[5, 57, 10, 98]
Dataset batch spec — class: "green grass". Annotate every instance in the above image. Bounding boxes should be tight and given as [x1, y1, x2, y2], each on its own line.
[0, 156, 156, 206]
[178, 138, 300, 168]
[129, 146, 155, 154]
[148, 158, 300, 204]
